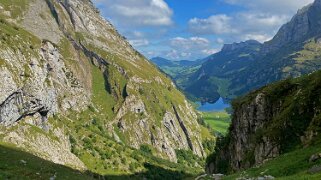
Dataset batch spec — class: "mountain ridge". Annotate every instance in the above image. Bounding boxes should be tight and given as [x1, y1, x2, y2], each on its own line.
[0, 0, 212, 176]
[174, 0, 321, 103]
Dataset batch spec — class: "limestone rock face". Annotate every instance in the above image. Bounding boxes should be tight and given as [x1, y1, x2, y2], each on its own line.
[207, 69, 321, 174]
[0, 0, 205, 169]
[262, 0, 321, 53]
[207, 93, 281, 173]
[22, 0, 63, 44]
[0, 40, 89, 127]
[3, 123, 86, 170]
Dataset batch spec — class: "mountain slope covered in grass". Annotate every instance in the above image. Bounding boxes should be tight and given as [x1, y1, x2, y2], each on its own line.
[0, 0, 214, 177]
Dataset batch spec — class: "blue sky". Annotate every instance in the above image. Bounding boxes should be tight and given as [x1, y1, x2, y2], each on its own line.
[93, 0, 313, 60]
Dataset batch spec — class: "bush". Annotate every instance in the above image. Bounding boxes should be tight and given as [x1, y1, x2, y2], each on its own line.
[140, 144, 153, 155]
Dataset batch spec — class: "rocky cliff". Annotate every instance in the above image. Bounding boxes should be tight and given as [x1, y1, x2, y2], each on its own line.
[0, 0, 206, 172]
[207, 69, 321, 174]
[262, 0, 321, 53]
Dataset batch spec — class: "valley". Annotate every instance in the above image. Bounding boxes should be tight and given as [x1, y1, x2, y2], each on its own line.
[0, 0, 321, 179]
[150, 0, 321, 179]
[201, 111, 231, 136]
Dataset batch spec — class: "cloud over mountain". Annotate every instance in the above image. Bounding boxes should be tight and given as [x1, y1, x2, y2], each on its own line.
[94, 0, 173, 27]
[188, 0, 313, 42]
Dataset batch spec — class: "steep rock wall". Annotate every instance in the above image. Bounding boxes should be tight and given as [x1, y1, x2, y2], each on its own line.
[207, 72, 321, 174]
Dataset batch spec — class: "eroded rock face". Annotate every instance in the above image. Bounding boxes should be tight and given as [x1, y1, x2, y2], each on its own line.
[0, 0, 205, 167]
[262, 0, 321, 53]
[0, 35, 89, 168]
[207, 93, 281, 173]
[0, 89, 54, 126]
[207, 68, 321, 174]
[0, 40, 89, 127]
[113, 93, 204, 161]
[3, 123, 86, 170]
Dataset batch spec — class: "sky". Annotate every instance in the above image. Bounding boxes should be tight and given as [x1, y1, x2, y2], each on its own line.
[93, 0, 314, 61]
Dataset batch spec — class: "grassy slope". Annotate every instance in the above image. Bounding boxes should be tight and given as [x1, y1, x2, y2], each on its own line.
[0, 1, 214, 178]
[0, 0, 28, 18]
[202, 111, 231, 135]
[224, 141, 321, 180]
[153, 62, 202, 94]
[52, 48, 206, 177]
[0, 142, 200, 180]
[50, 64, 205, 176]
[0, 143, 94, 180]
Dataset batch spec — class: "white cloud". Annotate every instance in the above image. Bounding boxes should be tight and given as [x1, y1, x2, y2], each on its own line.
[170, 37, 210, 50]
[165, 37, 217, 60]
[242, 34, 272, 42]
[132, 31, 144, 38]
[202, 49, 220, 55]
[216, 38, 225, 44]
[238, 13, 288, 31]
[123, 30, 150, 48]
[166, 50, 180, 60]
[129, 39, 149, 47]
[224, 0, 313, 14]
[188, 12, 288, 42]
[189, 0, 314, 43]
[189, 15, 236, 35]
[94, 0, 173, 27]
[93, 0, 315, 60]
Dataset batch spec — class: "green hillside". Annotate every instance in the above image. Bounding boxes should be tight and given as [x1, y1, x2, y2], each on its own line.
[206, 68, 321, 178]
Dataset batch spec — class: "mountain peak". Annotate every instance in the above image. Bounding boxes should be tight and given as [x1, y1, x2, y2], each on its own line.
[315, 0, 321, 4]
[264, 0, 321, 52]
[222, 40, 261, 52]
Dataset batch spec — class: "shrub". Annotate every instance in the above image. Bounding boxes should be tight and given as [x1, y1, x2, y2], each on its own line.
[140, 144, 153, 155]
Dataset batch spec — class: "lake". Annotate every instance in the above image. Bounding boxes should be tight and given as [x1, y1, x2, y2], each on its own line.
[197, 97, 230, 112]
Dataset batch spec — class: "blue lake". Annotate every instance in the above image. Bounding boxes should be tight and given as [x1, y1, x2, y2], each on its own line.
[197, 97, 230, 112]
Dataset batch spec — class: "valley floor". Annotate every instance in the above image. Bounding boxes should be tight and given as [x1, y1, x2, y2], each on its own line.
[202, 111, 231, 136]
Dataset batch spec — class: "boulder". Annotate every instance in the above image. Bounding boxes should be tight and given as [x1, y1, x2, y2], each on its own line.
[308, 165, 321, 174]
[309, 153, 321, 162]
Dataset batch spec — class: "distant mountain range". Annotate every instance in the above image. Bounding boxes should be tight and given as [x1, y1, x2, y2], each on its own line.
[151, 57, 206, 67]
[150, 57, 207, 91]
[152, 0, 321, 103]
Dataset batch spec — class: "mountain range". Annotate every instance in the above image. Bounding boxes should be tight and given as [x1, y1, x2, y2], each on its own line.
[150, 57, 206, 92]
[152, 0, 321, 103]
[1, 0, 321, 179]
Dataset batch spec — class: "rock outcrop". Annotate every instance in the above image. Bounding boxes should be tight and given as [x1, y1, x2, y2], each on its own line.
[0, 0, 205, 170]
[207, 70, 321, 174]
[206, 93, 281, 173]
[262, 0, 321, 53]
[221, 40, 261, 52]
